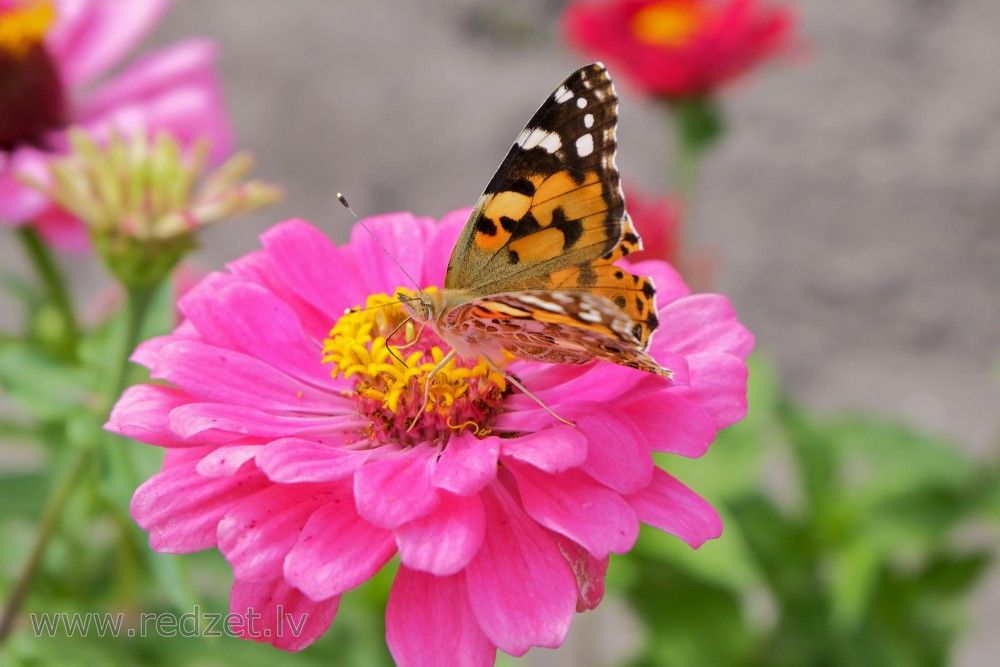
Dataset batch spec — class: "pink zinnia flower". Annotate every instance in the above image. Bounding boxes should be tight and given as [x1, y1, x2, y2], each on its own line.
[107, 211, 753, 663]
[562, 0, 795, 99]
[0, 0, 231, 252]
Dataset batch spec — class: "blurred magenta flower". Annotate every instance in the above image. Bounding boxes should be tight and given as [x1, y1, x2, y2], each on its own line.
[0, 0, 231, 251]
[107, 212, 753, 662]
[562, 0, 795, 99]
[625, 184, 718, 288]
[625, 184, 682, 264]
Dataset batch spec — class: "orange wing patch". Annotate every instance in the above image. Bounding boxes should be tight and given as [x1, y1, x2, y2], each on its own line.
[474, 169, 619, 265]
[549, 264, 658, 347]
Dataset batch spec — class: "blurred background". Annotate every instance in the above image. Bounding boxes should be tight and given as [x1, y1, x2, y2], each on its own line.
[2, 0, 998, 665]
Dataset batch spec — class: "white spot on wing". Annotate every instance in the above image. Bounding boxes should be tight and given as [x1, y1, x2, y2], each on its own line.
[584, 113, 594, 128]
[554, 85, 574, 103]
[579, 309, 603, 323]
[576, 133, 594, 157]
[517, 127, 562, 154]
[517, 295, 566, 313]
[576, 97, 588, 109]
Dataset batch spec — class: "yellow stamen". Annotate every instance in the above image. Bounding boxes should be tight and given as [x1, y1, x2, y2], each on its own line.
[0, 1, 55, 57]
[323, 289, 507, 444]
[631, 1, 707, 48]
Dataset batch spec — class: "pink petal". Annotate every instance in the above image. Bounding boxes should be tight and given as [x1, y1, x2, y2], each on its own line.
[226, 248, 334, 341]
[196, 444, 260, 477]
[256, 438, 372, 483]
[284, 491, 396, 600]
[354, 446, 440, 529]
[169, 403, 362, 442]
[626, 258, 690, 306]
[623, 392, 717, 457]
[395, 492, 485, 576]
[346, 213, 432, 294]
[130, 326, 197, 368]
[652, 294, 754, 358]
[465, 482, 577, 656]
[0, 149, 49, 223]
[550, 532, 608, 612]
[674, 353, 750, 428]
[33, 206, 90, 254]
[173, 273, 244, 348]
[76, 40, 230, 158]
[105, 384, 193, 447]
[431, 431, 499, 495]
[387, 567, 495, 667]
[574, 403, 653, 495]
[229, 578, 339, 652]
[48, 0, 171, 87]
[179, 282, 335, 390]
[151, 340, 339, 412]
[130, 458, 269, 553]
[260, 219, 366, 321]
[498, 426, 588, 473]
[506, 361, 673, 410]
[161, 443, 215, 469]
[509, 464, 638, 559]
[420, 209, 469, 287]
[626, 468, 722, 548]
[219, 483, 339, 583]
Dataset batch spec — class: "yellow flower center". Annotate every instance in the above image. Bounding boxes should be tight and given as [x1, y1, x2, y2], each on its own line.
[631, 1, 707, 48]
[323, 288, 508, 446]
[0, 0, 55, 58]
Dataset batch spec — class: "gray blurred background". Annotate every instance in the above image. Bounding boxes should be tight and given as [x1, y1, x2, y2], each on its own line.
[35, 0, 1000, 663]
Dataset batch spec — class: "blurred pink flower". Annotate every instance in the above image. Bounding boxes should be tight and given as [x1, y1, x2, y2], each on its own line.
[107, 211, 753, 662]
[624, 184, 682, 264]
[562, 0, 795, 100]
[625, 184, 718, 288]
[0, 0, 231, 251]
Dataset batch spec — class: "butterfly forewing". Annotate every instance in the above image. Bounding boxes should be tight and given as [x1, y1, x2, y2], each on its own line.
[445, 63, 625, 294]
[417, 62, 673, 381]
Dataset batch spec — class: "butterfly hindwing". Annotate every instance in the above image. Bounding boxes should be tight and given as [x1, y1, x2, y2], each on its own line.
[445, 63, 625, 294]
[547, 214, 659, 348]
[444, 292, 671, 377]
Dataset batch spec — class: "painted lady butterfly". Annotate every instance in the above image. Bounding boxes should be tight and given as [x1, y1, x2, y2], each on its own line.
[394, 63, 674, 421]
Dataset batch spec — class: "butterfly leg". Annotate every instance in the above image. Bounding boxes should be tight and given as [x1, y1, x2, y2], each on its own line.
[406, 349, 458, 433]
[482, 357, 576, 427]
[383, 316, 414, 368]
[395, 320, 427, 351]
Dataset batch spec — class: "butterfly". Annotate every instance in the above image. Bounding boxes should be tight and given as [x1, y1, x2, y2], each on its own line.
[397, 63, 674, 423]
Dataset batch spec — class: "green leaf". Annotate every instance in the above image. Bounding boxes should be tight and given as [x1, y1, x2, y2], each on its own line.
[623, 554, 753, 667]
[0, 470, 49, 517]
[827, 540, 881, 633]
[0, 343, 96, 420]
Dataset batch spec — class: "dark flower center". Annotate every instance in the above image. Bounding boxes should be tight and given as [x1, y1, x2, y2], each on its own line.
[0, 2, 68, 152]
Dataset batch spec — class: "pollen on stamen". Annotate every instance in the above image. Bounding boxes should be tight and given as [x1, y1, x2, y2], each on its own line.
[322, 288, 508, 447]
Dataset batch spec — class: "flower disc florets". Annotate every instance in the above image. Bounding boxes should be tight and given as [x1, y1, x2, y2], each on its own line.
[323, 288, 508, 446]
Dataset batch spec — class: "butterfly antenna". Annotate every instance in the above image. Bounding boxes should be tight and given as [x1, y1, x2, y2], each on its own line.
[337, 193, 422, 292]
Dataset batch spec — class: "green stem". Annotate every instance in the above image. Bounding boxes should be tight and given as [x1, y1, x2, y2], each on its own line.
[0, 449, 92, 643]
[670, 117, 704, 207]
[0, 282, 162, 643]
[102, 283, 160, 498]
[16, 226, 80, 362]
[666, 97, 725, 207]
[104, 284, 158, 406]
